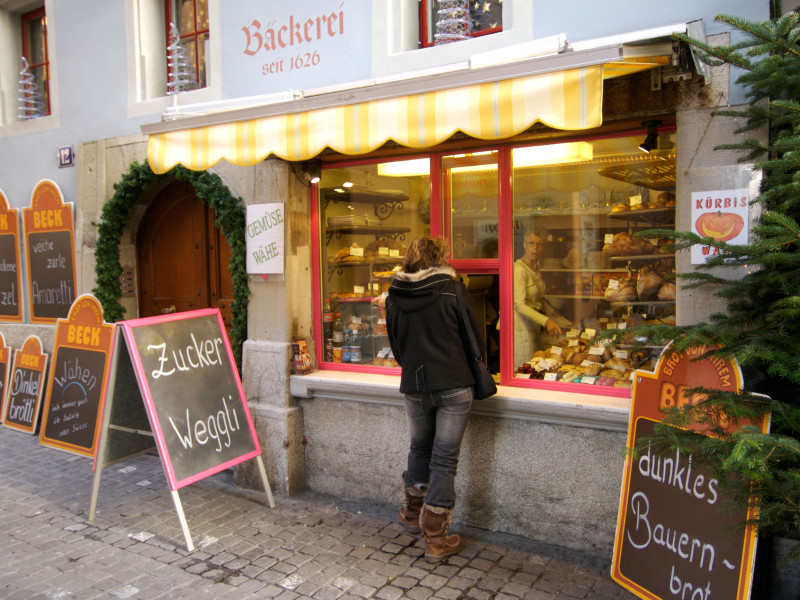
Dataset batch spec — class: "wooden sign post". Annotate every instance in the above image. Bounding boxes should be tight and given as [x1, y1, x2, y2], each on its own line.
[612, 345, 769, 600]
[89, 308, 273, 550]
[0, 332, 12, 422]
[39, 295, 114, 456]
[23, 180, 76, 324]
[2, 335, 48, 434]
[0, 189, 23, 322]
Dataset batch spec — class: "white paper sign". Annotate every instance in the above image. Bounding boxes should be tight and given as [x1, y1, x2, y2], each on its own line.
[246, 203, 285, 274]
[690, 189, 749, 264]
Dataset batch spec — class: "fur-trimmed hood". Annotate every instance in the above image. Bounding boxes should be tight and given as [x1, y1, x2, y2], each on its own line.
[388, 266, 457, 313]
[390, 265, 456, 282]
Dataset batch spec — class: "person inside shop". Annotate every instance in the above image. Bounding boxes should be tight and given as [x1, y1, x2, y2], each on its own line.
[385, 236, 482, 563]
[513, 227, 572, 369]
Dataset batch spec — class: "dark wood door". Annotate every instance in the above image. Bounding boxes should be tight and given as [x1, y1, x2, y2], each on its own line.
[137, 181, 234, 329]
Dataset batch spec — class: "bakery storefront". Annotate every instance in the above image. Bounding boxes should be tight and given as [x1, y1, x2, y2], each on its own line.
[142, 36, 728, 554]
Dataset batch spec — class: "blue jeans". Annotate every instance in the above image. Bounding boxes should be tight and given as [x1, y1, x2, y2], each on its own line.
[403, 386, 473, 509]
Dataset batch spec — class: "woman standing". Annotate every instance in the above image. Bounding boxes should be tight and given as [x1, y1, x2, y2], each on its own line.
[386, 236, 483, 562]
[513, 228, 570, 369]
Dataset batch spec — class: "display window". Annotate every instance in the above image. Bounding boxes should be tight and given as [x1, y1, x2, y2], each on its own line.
[510, 132, 676, 392]
[316, 158, 431, 369]
[313, 126, 677, 396]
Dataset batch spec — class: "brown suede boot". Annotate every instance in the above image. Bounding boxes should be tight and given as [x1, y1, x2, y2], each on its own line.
[398, 484, 425, 534]
[421, 503, 462, 562]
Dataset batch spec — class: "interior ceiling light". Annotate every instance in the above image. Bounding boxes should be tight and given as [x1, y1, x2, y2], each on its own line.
[638, 120, 661, 153]
[512, 142, 593, 167]
[377, 158, 430, 177]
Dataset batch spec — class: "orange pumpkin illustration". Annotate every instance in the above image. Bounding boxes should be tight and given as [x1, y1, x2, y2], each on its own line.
[695, 212, 744, 242]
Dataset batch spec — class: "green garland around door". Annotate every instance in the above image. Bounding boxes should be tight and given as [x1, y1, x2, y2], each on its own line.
[93, 161, 249, 366]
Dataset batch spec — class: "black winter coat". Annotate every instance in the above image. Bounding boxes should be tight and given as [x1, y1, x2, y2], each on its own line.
[386, 266, 485, 394]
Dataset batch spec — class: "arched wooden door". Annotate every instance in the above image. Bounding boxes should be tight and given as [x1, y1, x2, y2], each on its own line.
[137, 181, 234, 329]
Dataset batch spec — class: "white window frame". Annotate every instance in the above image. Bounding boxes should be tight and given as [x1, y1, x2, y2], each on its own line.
[0, 0, 59, 137]
[125, 0, 221, 119]
[370, 0, 533, 76]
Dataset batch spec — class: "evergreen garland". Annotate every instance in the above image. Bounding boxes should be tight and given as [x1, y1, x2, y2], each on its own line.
[93, 161, 249, 366]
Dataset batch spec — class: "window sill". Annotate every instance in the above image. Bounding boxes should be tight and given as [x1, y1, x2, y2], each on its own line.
[290, 370, 630, 432]
[0, 113, 60, 140]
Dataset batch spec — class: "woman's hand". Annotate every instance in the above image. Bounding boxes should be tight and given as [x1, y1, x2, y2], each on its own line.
[544, 318, 563, 337]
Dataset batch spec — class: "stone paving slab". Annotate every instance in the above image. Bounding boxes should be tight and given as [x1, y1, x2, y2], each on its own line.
[0, 427, 636, 599]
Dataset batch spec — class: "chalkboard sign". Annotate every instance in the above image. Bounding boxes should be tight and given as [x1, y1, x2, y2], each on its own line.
[0, 332, 11, 423]
[611, 345, 769, 600]
[89, 308, 272, 551]
[2, 335, 48, 434]
[121, 308, 261, 489]
[39, 295, 113, 456]
[0, 189, 22, 322]
[23, 180, 76, 324]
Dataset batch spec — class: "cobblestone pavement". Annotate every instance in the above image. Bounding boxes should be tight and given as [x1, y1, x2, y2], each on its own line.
[0, 427, 636, 599]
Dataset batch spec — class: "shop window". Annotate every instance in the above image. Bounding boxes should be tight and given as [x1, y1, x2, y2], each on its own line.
[314, 128, 676, 396]
[443, 151, 499, 260]
[511, 133, 676, 391]
[20, 7, 50, 117]
[420, 0, 503, 48]
[318, 159, 430, 368]
[166, 0, 208, 90]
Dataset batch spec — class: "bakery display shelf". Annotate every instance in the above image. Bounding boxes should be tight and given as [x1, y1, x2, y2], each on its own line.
[325, 225, 410, 245]
[541, 267, 629, 274]
[321, 188, 408, 220]
[610, 300, 674, 307]
[331, 297, 374, 303]
[608, 207, 674, 227]
[607, 253, 675, 262]
[326, 257, 402, 279]
[549, 294, 607, 300]
[598, 159, 676, 190]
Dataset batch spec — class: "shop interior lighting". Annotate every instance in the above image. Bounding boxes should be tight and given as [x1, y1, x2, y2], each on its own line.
[342, 181, 353, 188]
[377, 158, 430, 177]
[512, 142, 593, 167]
[638, 120, 661, 153]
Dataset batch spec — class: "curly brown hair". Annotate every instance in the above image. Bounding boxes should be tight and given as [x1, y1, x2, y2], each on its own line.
[401, 236, 450, 273]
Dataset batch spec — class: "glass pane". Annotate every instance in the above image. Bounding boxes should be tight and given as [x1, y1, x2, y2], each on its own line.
[25, 18, 46, 65]
[173, 0, 195, 34]
[196, 0, 209, 30]
[31, 65, 49, 115]
[443, 151, 498, 259]
[470, 0, 502, 33]
[319, 159, 430, 367]
[196, 33, 208, 87]
[183, 37, 199, 89]
[511, 135, 677, 386]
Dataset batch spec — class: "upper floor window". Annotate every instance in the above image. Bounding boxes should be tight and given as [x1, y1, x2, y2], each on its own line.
[166, 0, 208, 90]
[21, 7, 50, 117]
[420, 0, 503, 48]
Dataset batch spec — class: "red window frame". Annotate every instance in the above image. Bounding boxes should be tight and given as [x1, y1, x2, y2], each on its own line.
[310, 124, 677, 398]
[165, 0, 209, 90]
[419, 0, 503, 49]
[21, 7, 50, 116]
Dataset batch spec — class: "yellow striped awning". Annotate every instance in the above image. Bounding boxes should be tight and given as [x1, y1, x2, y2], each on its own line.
[147, 58, 666, 174]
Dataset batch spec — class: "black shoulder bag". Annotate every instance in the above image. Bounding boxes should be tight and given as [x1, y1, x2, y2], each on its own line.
[454, 284, 497, 400]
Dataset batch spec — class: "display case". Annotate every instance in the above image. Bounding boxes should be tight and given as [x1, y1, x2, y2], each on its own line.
[320, 188, 415, 367]
[512, 142, 677, 387]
